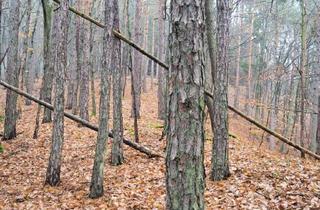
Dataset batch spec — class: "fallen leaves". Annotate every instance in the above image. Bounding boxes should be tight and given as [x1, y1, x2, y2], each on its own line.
[0, 81, 319, 209]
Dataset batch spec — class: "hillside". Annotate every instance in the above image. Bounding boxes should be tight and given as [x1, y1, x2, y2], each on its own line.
[0, 81, 319, 209]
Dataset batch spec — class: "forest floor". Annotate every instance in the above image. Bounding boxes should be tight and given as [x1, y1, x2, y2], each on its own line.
[0, 79, 319, 209]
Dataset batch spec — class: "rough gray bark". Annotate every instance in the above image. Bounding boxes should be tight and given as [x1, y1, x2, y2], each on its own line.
[89, 21, 97, 116]
[72, 16, 81, 115]
[157, 0, 166, 120]
[166, 0, 206, 209]
[41, 0, 54, 123]
[79, 18, 89, 121]
[89, 0, 114, 198]
[111, 0, 124, 166]
[299, 0, 307, 158]
[3, 0, 20, 140]
[211, 0, 231, 181]
[234, 4, 242, 110]
[25, 5, 41, 106]
[45, 0, 68, 186]
[20, 0, 32, 97]
[132, 0, 143, 118]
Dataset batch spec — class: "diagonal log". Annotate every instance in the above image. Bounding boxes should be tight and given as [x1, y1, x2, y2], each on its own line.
[0, 80, 164, 158]
[52, 0, 320, 160]
[228, 105, 320, 160]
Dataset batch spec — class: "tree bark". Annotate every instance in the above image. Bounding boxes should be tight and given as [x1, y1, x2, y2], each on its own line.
[132, 0, 143, 118]
[211, 0, 231, 181]
[89, 0, 113, 198]
[45, 0, 68, 186]
[300, 0, 307, 158]
[316, 96, 320, 155]
[166, 0, 206, 208]
[111, 1, 124, 166]
[3, 0, 21, 140]
[245, 0, 255, 116]
[157, 0, 166, 120]
[41, 0, 54, 123]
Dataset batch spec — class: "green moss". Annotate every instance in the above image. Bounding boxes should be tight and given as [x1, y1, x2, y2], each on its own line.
[0, 115, 4, 123]
[0, 144, 3, 154]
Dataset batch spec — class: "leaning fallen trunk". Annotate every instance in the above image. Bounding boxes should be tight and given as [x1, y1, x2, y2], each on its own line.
[0, 80, 163, 158]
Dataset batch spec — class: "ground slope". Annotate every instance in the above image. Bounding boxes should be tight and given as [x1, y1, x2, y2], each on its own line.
[0, 81, 319, 209]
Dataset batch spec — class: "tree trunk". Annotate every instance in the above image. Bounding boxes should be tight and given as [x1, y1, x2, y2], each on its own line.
[41, 0, 54, 123]
[316, 96, 320, 155]
[72, 16, 81, 115]
[300, 0, 307, 158]
[132, 0, 143, 118]
[3, 0, 20, 140]
[79, 13, 89, 121]
[111, 1, 124, 166]
[45, 0, 68, 186]
[25, 5, 41, 106]
[89, 0, 114, 199]
[157, 0, 166, 120]
[211, 0, 231, 181]
[166, 0, 206, 208]
[245, 0, 255, 116]
[234, 4, 242, 110]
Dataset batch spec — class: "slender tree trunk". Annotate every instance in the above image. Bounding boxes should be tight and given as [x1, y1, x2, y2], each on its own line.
[41, 0, 54, 123]
[45, 0, 68, 186]
[79, 14, 89, 121]
[3, 0, 21, 140]
[89, 0, 114, 198]
[234, 4, 242, 110]
[211, 0, 231, 181]
[300, 0, 307, 158]
[72, 16, 81, 115]
[245, 0, 255, 115]
[166, 0, 206, 208]
[316, 96, 320, 155]
[111, 0, 124, 165]
[89, 6, 97, 116]
[157, 0, 166, 120]
[25, 5, 41, 106]
[132, 0, 143, 118]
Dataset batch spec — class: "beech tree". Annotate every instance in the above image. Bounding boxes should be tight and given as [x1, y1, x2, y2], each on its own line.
[45, 0, 69, 186]
[166, 0, 206, 208]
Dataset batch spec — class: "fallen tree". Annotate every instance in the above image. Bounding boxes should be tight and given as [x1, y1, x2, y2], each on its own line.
[50, 0, 320, 160]
[0, 80, 163, 158]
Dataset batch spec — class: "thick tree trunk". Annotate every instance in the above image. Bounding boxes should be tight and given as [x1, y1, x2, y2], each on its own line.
[41, 0, 54, 123]
[89, 0, 114, 199]
[211, 0, 231, 181]
[111, 1, 124, 166]
[166, 0, 206, 209]
[3, 0, 20, 140]
[45, 0, 68, 186]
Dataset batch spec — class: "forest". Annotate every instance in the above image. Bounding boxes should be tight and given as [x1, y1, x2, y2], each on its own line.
[0, 0, 319, 209]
